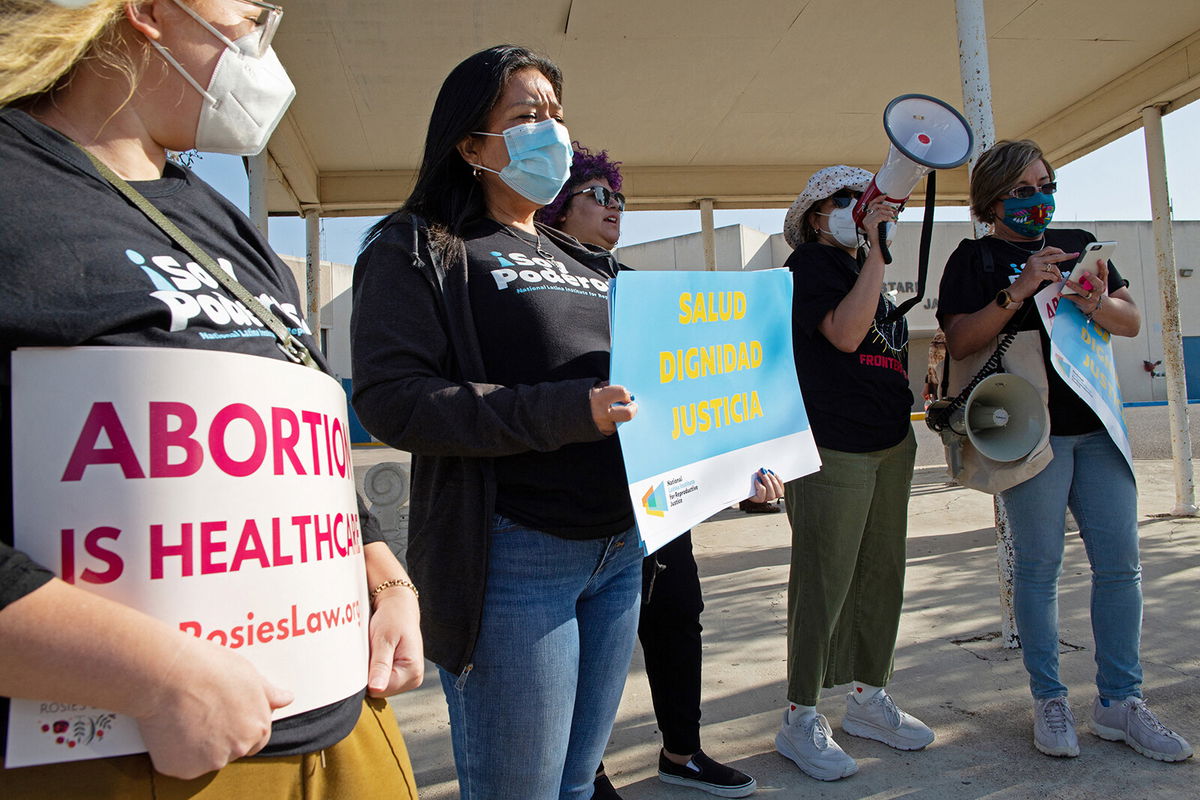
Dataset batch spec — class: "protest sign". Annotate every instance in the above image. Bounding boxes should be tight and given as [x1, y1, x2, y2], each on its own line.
[1035, 284, 1133, 471]
[609, 270, 819, 553]
[7, 347, 369, 767]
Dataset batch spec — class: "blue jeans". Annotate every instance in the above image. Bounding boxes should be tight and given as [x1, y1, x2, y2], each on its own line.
[439, 516, 642, 800]
[1001, 431, 1143, 701]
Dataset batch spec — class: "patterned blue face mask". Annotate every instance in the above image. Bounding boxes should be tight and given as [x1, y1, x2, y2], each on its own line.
[1001, 192, 1055, 238]
[471, 119, 573, 205]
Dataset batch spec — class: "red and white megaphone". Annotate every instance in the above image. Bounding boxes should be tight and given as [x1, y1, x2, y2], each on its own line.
[853, 94, 974, 231]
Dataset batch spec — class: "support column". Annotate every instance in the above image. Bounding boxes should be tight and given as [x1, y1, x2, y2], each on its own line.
[957, 0, 994, 238]
[699, 198, 716, 271]
[304, 208, 321, 348]
[957, 0, 1018, 646]
[1142, 104, 1197, 516]
[247, 152, 269, 238]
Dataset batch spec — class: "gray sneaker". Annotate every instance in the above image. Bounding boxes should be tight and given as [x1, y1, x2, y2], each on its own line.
[775, 709, 858, 781]
[1090, 696, 1194, 762]
[1033, 696, 1080, 757]
[842, 691, 935, 750]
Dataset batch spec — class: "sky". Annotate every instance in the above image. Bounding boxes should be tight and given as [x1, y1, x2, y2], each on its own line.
[193, 100, 1200, 266]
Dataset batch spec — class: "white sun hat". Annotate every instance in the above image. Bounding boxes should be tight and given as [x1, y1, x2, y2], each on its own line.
[782, 165, 874, 248]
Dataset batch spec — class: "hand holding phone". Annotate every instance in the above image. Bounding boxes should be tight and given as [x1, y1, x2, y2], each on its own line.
[1061, 240, 1116, 296]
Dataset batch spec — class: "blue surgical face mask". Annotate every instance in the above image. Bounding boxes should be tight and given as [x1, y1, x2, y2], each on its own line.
[1001, 193, 1055, 238]
[470, 119, 573, 205]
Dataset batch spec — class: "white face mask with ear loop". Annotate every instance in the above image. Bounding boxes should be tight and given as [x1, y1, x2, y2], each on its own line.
[146, 0, 296, 156]
[816, 205, 864, 250]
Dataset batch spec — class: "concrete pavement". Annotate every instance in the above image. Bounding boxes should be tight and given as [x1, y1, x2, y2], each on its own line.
[360, 432, 1199, 799]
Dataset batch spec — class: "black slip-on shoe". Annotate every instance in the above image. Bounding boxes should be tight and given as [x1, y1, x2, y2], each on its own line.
[658, 749, 758, 797]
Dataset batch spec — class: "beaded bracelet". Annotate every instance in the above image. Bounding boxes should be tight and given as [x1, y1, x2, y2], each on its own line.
[370, 577, 420, 601]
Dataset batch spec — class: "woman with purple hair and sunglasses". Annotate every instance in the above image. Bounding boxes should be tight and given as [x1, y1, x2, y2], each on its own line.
[537, 145, 760, 800]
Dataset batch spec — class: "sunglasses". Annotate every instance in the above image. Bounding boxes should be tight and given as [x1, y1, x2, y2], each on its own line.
[1007, 181, 1057, 200]
[829, 196, 855, 209]
[572, 185, 626, 212]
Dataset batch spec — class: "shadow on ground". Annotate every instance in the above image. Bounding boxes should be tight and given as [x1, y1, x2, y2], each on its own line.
[386, 459, 1199, 800]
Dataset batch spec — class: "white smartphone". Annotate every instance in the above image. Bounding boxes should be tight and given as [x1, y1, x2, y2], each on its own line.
[1061, 240, 1116, 295]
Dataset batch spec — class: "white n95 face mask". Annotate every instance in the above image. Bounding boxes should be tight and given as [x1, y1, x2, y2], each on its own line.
[817, 205, 864, 250]
[147, 3, 296, 156]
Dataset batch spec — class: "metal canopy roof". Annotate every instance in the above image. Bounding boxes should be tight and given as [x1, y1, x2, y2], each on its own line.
[264, 1, 1200, 218]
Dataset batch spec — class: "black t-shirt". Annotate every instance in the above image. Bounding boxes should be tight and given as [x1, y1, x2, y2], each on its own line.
[0, 108, 361, 757]
[464, 219, 633, 539]
[937, 229, 1126, 435]
[787, 242, 913, 452]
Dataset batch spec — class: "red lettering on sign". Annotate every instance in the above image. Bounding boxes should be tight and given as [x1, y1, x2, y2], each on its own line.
[149, 402, 204, 478]
[208, 404, 267, 477]
[271, 407, 306, 476]
[62, 403, 145, 481]
[151, 522, 194, 579]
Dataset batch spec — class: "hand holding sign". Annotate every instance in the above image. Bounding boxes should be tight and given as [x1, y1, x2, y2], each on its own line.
[366, 568, 425, 697]
[137, 635, 292, 779]
[751, 468, 785, 504]
[590, 382, 637, 434]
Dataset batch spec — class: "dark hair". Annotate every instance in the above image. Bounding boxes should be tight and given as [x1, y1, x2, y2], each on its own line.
[970, 139, 1055, 225]
[534, 142, 623, 226]
[362, 45, 563, 251]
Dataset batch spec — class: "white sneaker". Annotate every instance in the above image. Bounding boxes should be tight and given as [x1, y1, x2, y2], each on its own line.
[1033, 696, 1080, 757]
[1090, 696, 1193, 762]
[842, 690, 935, 750]
[775, 709, 858, 781]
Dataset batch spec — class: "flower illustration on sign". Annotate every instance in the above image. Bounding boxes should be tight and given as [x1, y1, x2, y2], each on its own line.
[40, 713, 115, 748]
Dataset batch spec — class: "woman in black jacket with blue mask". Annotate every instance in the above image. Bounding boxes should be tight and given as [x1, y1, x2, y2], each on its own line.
[352, 45, 782, 800]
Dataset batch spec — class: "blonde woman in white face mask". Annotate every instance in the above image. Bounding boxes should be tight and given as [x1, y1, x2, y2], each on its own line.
[774, 166, 933, 782]
[0, 2, 421, 797]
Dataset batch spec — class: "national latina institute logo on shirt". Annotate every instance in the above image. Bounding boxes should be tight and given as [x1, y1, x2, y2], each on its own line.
[486, 249, 611, 295]
[126, 248, 310, 340]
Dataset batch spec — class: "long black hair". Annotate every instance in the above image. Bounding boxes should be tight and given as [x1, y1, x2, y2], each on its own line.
[362, 45, 563, 252]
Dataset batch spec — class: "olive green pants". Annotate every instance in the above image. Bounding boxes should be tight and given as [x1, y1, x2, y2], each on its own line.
[784, 426, 916, 706]
[0, 697, 418, 800]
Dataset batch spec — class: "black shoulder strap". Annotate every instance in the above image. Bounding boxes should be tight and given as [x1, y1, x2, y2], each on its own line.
[882, 170, 936, 323]
[79, 146, 318, 370]
[979, 235, 995, 272]
[938, 234, 994, 399]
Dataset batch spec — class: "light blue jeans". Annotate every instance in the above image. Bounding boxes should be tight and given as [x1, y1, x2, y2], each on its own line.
[439, 516, 642, 800]
[1001, 431, 1143, 701]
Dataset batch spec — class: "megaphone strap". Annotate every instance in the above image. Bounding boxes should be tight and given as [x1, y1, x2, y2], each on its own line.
[882, 171, 936, 323]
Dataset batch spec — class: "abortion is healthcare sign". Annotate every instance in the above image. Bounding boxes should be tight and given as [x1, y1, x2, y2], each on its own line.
[6, 347, 369, 768]
[609, 269, 819, 553]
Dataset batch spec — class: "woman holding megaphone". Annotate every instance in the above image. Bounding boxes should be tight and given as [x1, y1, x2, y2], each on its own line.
[937, 139, 1191, 763]
[775, 166, 934, 782]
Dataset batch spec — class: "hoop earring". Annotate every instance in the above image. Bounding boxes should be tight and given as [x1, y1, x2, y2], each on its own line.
[472, 167, 481, 179]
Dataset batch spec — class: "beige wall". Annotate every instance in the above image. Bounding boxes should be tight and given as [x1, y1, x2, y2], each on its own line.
[280, 256, 354, 381]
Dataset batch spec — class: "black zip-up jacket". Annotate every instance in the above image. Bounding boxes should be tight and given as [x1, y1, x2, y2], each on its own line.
[350, 213, 623, 673]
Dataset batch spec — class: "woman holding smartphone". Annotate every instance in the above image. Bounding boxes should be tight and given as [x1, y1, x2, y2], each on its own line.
[937, 139, 1191, 763]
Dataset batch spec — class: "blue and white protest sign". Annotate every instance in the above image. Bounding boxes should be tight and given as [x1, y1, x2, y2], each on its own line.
[609, 269, 819, 554]
[1035, 283, 1133, 472]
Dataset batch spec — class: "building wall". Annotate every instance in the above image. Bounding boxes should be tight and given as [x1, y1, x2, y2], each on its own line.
[615, 224, 754, 271]
[280, 256, 354, 382]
